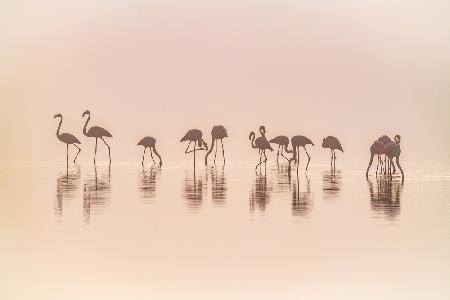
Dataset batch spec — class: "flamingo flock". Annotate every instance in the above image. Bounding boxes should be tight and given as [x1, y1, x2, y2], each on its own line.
[53, 112, 404, 181]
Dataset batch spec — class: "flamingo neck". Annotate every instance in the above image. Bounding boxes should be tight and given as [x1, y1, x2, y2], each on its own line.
[83, 114, 90, 136]
[56, 117, 62, 138]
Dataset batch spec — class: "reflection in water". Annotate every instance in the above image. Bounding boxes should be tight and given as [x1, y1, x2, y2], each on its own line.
[83, 165, 112, 224]
[368, 177, 403, 221]
[322, 170, 342, 201]
[250, 173, 273, 214]
[182, 171, 204, 212]
[291, 175, 313, 218]
[272, 164, 291, 196]
[207, 166, 227, 206]
[138, 164, 161, 204]
[54, 166, 81, 222]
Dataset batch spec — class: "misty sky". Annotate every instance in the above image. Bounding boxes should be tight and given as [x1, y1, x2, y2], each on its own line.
[1, 1, 449, 167]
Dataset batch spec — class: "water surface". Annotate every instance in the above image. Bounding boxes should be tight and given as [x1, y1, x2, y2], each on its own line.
[1, 162, 449, 300]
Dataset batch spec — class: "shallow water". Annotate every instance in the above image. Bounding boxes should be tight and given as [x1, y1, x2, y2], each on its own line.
[1, 162, 449, 300]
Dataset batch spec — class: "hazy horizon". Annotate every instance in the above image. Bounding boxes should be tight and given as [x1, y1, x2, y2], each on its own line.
[1, 1, 449, 168]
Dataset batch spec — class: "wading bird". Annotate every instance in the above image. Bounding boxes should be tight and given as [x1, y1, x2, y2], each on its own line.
[180, 129, 208, 168]
[322, 136, 343, 170]
[249, 126, 273, 170]
[82, 110, 112, 164]
[269, 135, 290, 163]
[288, 135, 314, 173]
[137, 136, 162, 166]
[205, 125, 228, 165]
[54, 114, 81, 165]
[380, 135, 404, 181]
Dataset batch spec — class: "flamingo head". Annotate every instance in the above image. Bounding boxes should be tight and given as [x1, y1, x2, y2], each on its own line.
[394, 135, 401, 144]
[202, 140, 208, 151]
[53, 113, 62, 119]
[249, 131, 255, 140]
[82, 110, 90, 117]
[259, 126, 266, 135]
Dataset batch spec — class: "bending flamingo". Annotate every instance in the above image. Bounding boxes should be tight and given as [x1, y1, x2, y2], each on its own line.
[381, 135, 404, 181]
[205, 125, 228, 165]
[180, 129, 208, 168]
[137, 136, 162, 166]
[54, 114, 81, 165]
[269, 135, 290, 163]
[288, 135, 314, 173]
[249, 126, 273, 170]
[322, 136, 343, 170]
[82, 110, 112, 164]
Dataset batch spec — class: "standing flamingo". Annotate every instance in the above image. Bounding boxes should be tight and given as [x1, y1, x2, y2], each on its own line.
[180, 129, 208, 169]
[82, 110, 112, 164]
[269, 135, 290, 163]
[288, 135, 314, 173]
[381, 135, 404, 181]
[249, 126, 273, 170]
[205, 125, 228, 165]
[137, 136, 162, 166]
[322, 136, 343, 170]
[54, 114, 81, 165]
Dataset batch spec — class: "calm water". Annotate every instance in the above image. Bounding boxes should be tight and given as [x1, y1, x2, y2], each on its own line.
[1, 162, 449, 300]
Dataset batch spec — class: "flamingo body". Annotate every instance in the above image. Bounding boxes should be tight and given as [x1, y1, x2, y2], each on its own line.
[180, 129, 203, 143]
[269, 135, 289, 146]
[291, 135, 314, 147]
[85, 126, 112, 138]
[54, 114, 82, 165]
[322, 136, 343, 152]
[211, 125, 228, 139]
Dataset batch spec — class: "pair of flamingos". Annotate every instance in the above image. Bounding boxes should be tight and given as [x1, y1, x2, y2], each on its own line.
[55, 110, 163, 166]
[54, 110, 112, 165]
[248, 126, 343, 172]
[180, 126, 228, 166]
[366, 134, 404, 181]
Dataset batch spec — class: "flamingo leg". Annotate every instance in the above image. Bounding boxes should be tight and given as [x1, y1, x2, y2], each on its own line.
[366, 153, 375, 179]
[193, 142, 196, 170]
[73, 144, 81, 164]
[142, 147, 147, 165]
[330, 149, 333, 170]
[150, 148, 156, 164]
[276, 145, 280, 164]
[152, 146, 163, 165]
[101, 137, 111, 164]
[255, 149, 265, 170]
[395, 156, 404, 183]
[281, 145, 289, 162]
[221, 139, 225, 165]
[297, 146, 300, 176]
[94, 138, 98, 165]
[214, 139, 218, 164]
[66, 144, 69, 166]
[333, 150, 337, 171]
[185, 141, 193, 153]
[303, 146, 311, 172]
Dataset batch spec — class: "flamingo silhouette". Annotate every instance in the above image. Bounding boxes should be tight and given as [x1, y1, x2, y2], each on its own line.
[54, 114, 81, 165]
[249, 126, 273, 170]
[380, 135, 404, 181]
[137, 136, 162, 166]
[180, 129, 208, 169]
[269, 135, 290, 163]
[205, 125, 228, 165]
[82, 110, 112, 164]
[321, 136, 343, 170]
[288, 135, 314, 173]
[366, 140, 385, 177]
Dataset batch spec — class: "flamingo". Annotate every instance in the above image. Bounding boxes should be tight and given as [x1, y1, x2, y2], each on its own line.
[321, 136, 343, 170]
[205, 125, 228, 165]
[366, 136, 398, 178]
[82, 110, 112, 164]
[180, 129, 208, 169]
[249, 126, 273, 170]
[137, 136, 162, 166]
[381, 135, 404, 181]
[269, 135, 290, 163]
[54, 114, 81, 165]
[288, 135, 314, 173]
